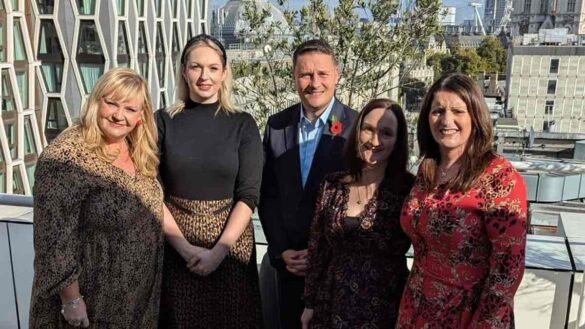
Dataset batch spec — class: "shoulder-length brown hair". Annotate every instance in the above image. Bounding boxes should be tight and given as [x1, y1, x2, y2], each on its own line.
[344, 98, 411, 191]
[417, 73, 495, 192]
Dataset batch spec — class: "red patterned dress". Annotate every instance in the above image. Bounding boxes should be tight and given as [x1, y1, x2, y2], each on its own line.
[304, 172, 413, 328]
[397, 155, 527, 329]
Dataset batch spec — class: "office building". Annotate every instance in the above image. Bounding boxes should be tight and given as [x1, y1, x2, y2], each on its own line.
[0, 0, 208, 195]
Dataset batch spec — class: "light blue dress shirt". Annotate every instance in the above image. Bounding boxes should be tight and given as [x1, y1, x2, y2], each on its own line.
[299, 98, 335, 187]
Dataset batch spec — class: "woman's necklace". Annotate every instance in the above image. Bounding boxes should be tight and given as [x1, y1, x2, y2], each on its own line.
[438, 162, 460, 182]
[356, 184, 374, 205]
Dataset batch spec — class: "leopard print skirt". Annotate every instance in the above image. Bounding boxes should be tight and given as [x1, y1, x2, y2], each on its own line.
[159, 196, 262, 328]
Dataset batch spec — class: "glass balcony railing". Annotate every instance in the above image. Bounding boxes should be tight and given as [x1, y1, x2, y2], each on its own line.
[1, 194, 585, 329]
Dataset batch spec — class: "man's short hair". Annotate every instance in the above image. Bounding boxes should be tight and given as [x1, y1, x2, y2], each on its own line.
[292, 39, 337, 68]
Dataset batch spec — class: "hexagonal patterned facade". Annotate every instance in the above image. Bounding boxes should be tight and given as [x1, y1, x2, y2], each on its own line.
[0, 0, 208, 195]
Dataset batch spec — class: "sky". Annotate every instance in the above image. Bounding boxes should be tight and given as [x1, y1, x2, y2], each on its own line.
[208, 0, 485, 24]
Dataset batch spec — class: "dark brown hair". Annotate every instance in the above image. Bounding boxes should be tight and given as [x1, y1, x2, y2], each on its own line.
[344, 98, 410, 191]
[292, 39, 337, 68]
[417, 73, 495, 192]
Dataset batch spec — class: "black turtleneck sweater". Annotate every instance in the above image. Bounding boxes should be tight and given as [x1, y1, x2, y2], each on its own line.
[155, 100, 262, 210]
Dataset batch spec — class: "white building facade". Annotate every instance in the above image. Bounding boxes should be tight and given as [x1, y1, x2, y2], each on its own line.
[506, 45, 585, 133]
[0, 0, 208, 195]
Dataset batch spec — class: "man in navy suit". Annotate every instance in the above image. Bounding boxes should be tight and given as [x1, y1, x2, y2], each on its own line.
[258, 39, 357, 329]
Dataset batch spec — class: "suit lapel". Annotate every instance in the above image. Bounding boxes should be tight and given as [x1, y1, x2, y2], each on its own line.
[305, 99, 348, 190]
[283, 104, 303, 194]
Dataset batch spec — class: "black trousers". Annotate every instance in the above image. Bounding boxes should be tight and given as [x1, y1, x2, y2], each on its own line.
[275, 271, 305, 329]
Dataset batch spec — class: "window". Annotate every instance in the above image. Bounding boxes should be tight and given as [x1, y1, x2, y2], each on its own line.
[36, 0, 55, 14]
[155, 22, 166, 87]
[160, 91, 166, 108]
[39, 20, 65, 92]
[201, 23, 206, 34]
[187, 23, 193, 39]
[13, 19, 27, 61]
[26, 163, 35, 190]
[549, 59, 559, 74]
[5, 122, 16, 159]
[547, 80, 556, 94]
[524, 0, 531, 13]
[172, 0, 177, 17]
[24, 117, 37, 156]
[117, 22, 130, 68]
[77, 0, 96, 15]
[0, 16, 5, 62]
[540, 0, 548, 14]
[545, 100, 554, 114]
[200, 0, 205, 19]
[171, 23, 181, 75]
[137, 22, 149, 79]
[1, 70, 15, 112]
[45, 98, 69, 142]
[184, 0, 191, 14]
[77, 20, 105, 93]
[116, 0, 125, 15]
[543, 120, 555, 132]
[136, 0, 144, 16]
[15, 70, 27, 108]
[13, 167, 24, 195]
[568, 0, 576, 12]
[155, 0, 162, 17]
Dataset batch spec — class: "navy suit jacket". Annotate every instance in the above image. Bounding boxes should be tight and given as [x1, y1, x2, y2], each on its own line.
[258, 98, 357, 272]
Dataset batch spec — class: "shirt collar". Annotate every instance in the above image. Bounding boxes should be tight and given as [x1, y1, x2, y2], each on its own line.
[299, 98, 336, 126]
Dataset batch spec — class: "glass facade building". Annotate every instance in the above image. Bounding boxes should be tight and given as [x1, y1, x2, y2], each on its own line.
[0, 0, 208, 195]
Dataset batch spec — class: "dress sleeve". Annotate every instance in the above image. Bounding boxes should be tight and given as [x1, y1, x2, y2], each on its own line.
[234, 114, 262, 211]
[32, 148, 90, 298]
[469, 166, 527, 328]
[304, 179, 332, 309]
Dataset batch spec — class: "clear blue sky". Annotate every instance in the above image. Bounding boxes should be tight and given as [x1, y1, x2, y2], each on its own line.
[208, 0, 484, 24]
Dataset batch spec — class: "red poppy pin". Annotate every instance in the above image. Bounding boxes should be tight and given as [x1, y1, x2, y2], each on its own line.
[329, 115, 343, 136]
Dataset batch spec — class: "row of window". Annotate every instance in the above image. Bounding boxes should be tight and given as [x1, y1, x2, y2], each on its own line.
[523, 0, 577, 14]
[34, 0, 205, 19]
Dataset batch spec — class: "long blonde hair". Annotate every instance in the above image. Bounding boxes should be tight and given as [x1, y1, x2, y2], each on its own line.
[75, 67, 159, 178]
[167, 35, 236, 117]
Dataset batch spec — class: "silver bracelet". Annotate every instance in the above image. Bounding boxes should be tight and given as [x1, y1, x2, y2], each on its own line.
[60, 295, 84, 314]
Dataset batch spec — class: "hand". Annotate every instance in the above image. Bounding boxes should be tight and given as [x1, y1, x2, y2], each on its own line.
[61, 297, 89, 328]
[301, 308, 314, 329]
[282, 249, 308, 276]
[178, 243, 206, 264]
[188, 245, 228, 276]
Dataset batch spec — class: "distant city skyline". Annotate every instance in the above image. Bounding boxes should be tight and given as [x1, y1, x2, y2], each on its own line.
[208, 0, 485, 24]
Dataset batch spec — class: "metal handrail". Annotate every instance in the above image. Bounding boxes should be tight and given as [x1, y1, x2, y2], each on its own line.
[0, 193, 33, 207]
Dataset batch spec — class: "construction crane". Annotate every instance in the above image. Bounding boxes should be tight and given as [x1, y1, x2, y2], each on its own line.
[470, 2, 486, 35]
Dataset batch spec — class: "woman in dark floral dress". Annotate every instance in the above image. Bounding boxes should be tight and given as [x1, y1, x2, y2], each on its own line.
[301, 99, 414, 329]
[397, 73, 527, 329]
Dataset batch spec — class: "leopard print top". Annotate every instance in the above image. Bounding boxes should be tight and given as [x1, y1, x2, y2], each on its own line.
[29, 127, 164, 329]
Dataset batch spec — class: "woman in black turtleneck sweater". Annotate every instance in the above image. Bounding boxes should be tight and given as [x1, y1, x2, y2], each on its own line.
[155, 34, 262, 329]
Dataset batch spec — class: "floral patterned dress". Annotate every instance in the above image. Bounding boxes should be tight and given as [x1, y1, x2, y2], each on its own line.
[397, 155, 527, 329]
[304, 172, 413, 328]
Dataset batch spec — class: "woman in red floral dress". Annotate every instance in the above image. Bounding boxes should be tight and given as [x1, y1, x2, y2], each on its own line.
[301, 99, 414, 329]
[397, 73, 527, 329]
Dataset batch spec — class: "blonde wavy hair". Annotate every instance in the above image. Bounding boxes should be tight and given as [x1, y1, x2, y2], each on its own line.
[167, 35, 236, 117]
[74, 67, 159, 178]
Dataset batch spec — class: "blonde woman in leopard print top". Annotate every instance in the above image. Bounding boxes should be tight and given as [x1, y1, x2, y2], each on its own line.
[29, 68, 164, 329]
